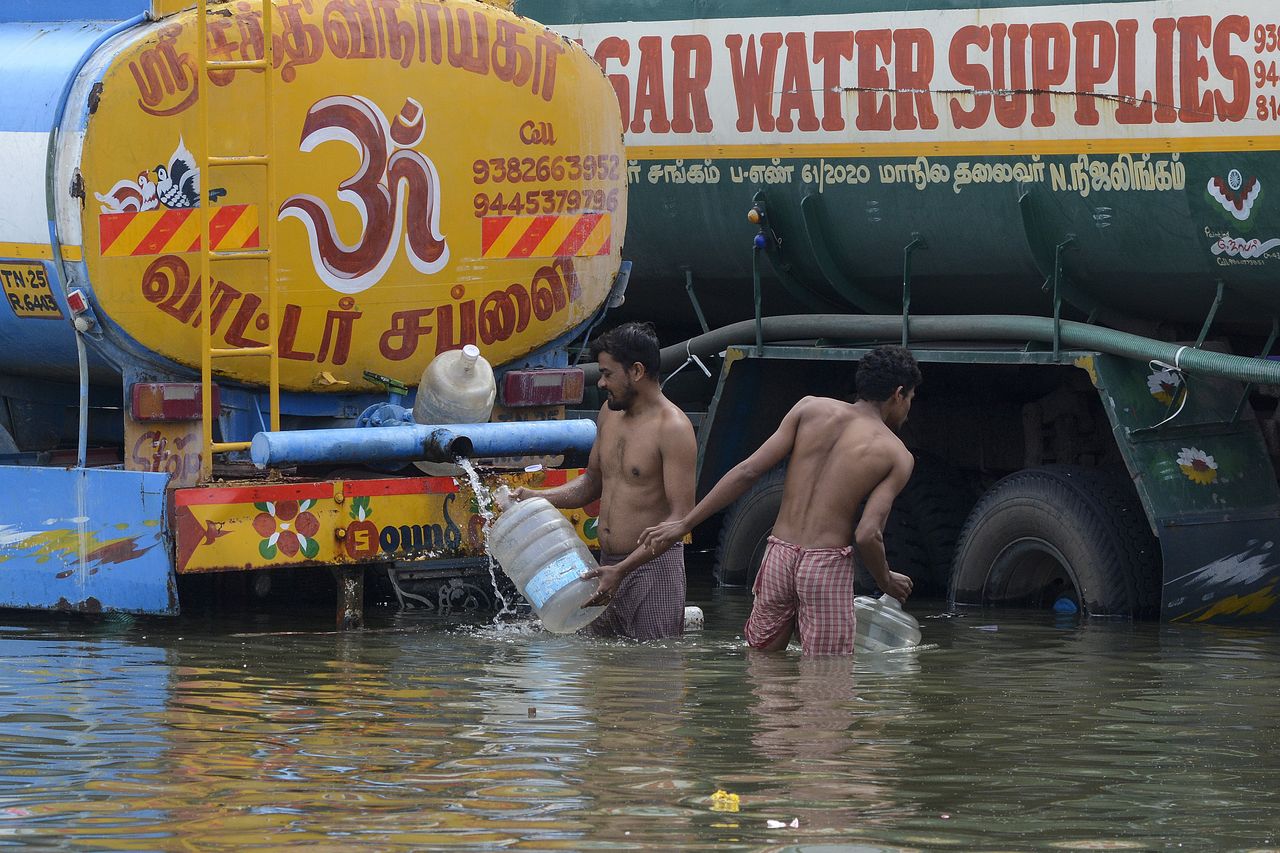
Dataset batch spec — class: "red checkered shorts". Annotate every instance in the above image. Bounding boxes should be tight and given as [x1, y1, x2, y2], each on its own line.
[743, 535, 855, 655]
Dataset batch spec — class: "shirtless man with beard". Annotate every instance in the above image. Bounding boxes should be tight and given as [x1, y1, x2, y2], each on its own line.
[513, 322, 696, 640]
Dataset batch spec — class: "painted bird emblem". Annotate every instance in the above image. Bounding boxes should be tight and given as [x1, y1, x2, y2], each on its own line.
[95, 171, 158, 214]
[155, 138, 201, 209]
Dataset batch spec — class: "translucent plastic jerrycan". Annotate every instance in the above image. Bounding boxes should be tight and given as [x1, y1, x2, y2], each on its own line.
[853, 594, 922, 653]
[487, 495, 605, 633]
[413, 344, 496, 475]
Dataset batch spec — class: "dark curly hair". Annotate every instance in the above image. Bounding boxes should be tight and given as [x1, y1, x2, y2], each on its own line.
[590, 322, 661, 379]
[855, 345, 922, 402]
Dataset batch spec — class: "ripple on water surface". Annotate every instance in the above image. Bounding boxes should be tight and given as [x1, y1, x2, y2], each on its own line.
[0, 599, 1276, 849]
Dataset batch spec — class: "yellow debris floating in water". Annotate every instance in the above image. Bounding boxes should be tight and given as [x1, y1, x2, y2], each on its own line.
[710, 789, 740, 812]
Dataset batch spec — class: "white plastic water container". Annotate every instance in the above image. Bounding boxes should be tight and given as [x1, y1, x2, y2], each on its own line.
[853, 595, 922, 653]
[413, 344, 496, 475]
[487, 495, 606, 633]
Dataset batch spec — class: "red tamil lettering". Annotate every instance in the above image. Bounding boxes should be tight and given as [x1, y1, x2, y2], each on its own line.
[854, 29, 892, 131]
[531, 32, 563, 101]
[1073, 21, 1117, 126]
[1030, 23, 1070, 127]
[893, 28, 938, 130]
[319, 308, 361, 364]
[278, 304, 315, 362]
[434, 299, 478, 355]
[490, 19, 533, 85]
[671, 35, 713, 133]
[223, 293, 267, 349]
[950, 25, 992, 129]
[631, 36, 670, 133]
[444, 6, 489, 74]
[207, 281, 240, 332]
[812, 31, 854, 132]
[380, 308, 434, 361]
[777, 33, 820, 132]
[726, 33, 783, 132]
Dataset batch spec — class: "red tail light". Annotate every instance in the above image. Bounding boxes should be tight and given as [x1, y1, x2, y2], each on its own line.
[130, 383, 216, 421]
[500, 368, 585, 407]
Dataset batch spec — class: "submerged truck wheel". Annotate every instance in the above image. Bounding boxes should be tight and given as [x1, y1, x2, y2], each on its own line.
[714, 468, 788, 587]
[949, 466, 1161, 617]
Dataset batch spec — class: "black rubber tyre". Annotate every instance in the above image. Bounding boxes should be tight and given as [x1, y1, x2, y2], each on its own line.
[713, 467, 787, 587]
[893, 458, 977, 597]
[949, 466, 1161, 618]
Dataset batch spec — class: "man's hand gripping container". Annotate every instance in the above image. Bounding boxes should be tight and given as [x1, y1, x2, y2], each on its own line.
[488, 495, 606, 633]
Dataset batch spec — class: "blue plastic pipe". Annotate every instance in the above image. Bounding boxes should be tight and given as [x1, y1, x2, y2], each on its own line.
[249, 419, 597, 469]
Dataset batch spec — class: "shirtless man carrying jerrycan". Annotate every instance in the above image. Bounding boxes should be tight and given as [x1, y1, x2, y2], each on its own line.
[642, 345, 919, 655]
[514, 322, 697, 641]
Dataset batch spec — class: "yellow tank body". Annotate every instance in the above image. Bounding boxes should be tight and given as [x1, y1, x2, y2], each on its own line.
[81, 0, 625, 393]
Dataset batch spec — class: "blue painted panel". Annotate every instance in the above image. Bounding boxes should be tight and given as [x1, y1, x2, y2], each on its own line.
[0, 2, 144, 24]
[0, 21, 118, 131]
[0, 466, 176, 615]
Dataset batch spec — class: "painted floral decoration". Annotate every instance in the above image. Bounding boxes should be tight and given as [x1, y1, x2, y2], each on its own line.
[253, 499, 321, 559]
[1176, 447, 1219, 485]
[1147, 367, 1182, 405]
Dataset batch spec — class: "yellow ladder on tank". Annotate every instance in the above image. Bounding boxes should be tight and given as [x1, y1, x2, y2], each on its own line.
[194, 0, 280, 481]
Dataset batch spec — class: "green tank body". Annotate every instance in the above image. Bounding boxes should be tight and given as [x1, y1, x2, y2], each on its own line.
[521, 0, 1280, 331]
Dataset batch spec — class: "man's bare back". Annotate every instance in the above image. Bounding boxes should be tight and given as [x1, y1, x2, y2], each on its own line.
[595, 397, 693, 555]
[639, 345, 921, 653]
[772, 397, 910, 551]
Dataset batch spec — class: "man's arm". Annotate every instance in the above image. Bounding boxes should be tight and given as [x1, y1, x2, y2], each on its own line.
[582, 411, 697, 605]
[637, 398, 810, 552]
[854, 445, 915, 602]
[512, 408, 605, 509]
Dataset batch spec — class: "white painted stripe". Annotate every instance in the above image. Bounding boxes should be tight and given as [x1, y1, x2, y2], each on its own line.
[0, 131, 49, 247]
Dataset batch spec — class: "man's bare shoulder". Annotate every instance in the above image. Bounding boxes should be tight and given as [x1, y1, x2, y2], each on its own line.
[794, 395, 855, 417]
[657, 397, 696, 442]
[882, 430, 914, 470]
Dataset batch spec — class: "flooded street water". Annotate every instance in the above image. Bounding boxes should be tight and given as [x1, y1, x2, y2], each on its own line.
[1, 574, 1278, 851]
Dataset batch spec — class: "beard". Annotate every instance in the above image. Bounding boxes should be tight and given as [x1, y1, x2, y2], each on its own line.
[605, 384, 636, 411]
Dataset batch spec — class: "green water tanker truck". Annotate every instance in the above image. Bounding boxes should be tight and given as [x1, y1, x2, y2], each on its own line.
[522, 0, 1280, 623]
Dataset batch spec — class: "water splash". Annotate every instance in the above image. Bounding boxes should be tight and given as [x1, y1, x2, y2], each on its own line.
[457, 458, 514, 619]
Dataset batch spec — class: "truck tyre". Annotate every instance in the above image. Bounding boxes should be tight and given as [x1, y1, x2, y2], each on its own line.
[713, 467, 787, 587]
[713, 467, 928, 590]
[949, 466, 1161, 617]
[892, 457, 977, 597]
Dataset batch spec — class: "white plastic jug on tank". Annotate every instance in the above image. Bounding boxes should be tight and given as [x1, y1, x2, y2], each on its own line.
[853, 594, 922, 653]
[487, 493, 605, 633]
[412, 344, 496, 476]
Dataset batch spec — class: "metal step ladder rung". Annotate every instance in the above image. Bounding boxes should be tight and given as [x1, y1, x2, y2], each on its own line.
[197, 0, 279, 482]
[210, 346, 275, 358]
[207, 58, 270, 71]
[208, 155, 269, 167]
[210, 249, 270, 262]
[210, 441, 253, 454]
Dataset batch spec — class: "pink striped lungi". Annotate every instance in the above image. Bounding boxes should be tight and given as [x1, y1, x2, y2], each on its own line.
[743, 535, 855, 655]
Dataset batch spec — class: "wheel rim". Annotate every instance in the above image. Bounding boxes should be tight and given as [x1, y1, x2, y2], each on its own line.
[984, 537, 1081, 610]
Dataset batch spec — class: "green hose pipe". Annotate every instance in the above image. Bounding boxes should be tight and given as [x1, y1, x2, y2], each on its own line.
[581, 315, 1280, 387]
